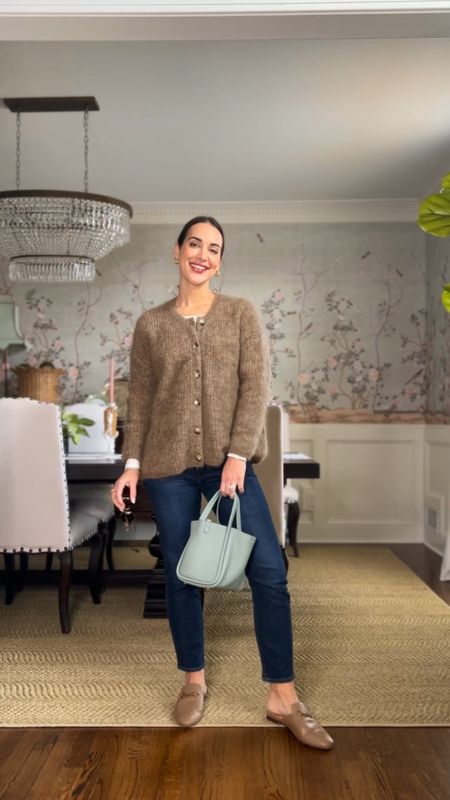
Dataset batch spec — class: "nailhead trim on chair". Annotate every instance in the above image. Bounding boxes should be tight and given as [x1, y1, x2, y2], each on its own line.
[1, 535, 96, 555]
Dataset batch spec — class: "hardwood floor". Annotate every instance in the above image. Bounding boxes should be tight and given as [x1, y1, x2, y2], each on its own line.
[0, 544, 449, 800]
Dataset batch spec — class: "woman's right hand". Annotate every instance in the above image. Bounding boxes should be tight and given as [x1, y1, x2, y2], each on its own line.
[111, 468, 140, 512]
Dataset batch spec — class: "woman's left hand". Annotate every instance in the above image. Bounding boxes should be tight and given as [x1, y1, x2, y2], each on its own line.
[220, 457, 246, 497]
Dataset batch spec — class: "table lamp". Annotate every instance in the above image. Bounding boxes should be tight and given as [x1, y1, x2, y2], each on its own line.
[0, 294, 26, 396]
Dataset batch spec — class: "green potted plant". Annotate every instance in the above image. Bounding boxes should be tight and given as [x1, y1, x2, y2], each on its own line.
[61, 410, 95, 451]
[417, 171, 450, 313]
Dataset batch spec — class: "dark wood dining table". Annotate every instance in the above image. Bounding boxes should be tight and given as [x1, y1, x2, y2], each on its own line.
[65, 453, 320, 483]
[65, 453, 320, 617]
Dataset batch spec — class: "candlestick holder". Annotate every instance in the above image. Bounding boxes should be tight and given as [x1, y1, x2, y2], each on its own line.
[103, 403, 118, 453]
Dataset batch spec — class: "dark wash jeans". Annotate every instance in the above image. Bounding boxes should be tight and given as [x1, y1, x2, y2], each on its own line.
[143, 461, 294, 683]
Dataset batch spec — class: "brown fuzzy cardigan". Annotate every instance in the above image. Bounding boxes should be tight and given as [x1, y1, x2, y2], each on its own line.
[122, 294, 270, 479]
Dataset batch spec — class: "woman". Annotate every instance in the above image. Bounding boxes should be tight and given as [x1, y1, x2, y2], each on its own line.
[111, 217, 333, 750]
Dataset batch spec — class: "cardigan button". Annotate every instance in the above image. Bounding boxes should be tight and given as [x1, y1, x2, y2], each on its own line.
[195, 454, 202, 462]
[194, 399, 200, 406]
[193, 342, 199, 349]
[199, 319, 205, 325]
[194, 427, 201, 434]
[194, 370, 201, 378]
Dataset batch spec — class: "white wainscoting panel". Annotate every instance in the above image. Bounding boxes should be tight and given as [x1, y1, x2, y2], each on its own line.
[289, 424, 424, 543]
[424, 426, 450, 561]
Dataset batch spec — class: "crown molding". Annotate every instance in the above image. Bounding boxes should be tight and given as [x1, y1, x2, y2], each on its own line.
[130, 199, 420, 225]
[1, 1, 449, 14]
[2, 3, 450, 40]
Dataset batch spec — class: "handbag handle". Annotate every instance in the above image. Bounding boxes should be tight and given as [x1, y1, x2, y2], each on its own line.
[200, 489, 242, 531]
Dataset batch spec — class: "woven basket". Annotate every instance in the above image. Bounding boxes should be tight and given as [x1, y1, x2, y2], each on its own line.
[14, 365, 65, 403]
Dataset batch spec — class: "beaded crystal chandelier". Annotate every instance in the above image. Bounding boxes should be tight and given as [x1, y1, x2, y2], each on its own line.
[0, 97, 133, 283]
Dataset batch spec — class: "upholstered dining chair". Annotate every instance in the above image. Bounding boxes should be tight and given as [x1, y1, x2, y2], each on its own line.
[254, 403, 288, 568]
[68, 484, 117, 571]
[64, 401, 117, 569]
[0, 397, 107, 633]
[281, 408, 301, 557]
[198, 403, 286, 605]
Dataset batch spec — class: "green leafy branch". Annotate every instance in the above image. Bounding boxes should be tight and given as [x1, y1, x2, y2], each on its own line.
[61, 411, 95, 445]
[418, 172, 450, 313]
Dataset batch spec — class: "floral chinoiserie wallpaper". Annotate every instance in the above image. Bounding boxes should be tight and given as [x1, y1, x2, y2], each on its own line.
[1, 221, 449, 424]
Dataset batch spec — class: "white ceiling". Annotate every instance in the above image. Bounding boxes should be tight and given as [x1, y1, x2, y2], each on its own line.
[1, 11, 450, 210]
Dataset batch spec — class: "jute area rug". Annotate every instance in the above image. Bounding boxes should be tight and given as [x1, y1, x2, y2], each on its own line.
[0, 546, 449, 727]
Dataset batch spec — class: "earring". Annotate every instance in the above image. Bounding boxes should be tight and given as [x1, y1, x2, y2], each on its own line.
[174, 257, 179, 264]
[212, 269, 222, 295]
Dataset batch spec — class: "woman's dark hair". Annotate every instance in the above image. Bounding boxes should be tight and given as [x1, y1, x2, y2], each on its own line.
[177, 216, 225, 256]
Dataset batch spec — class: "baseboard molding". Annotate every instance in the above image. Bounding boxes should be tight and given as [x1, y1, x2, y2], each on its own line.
[299, 536, 424, 544]
[424, 540, 446, 558]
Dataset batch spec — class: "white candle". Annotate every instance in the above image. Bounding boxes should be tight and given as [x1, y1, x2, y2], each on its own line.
[109, 358, 115, 405]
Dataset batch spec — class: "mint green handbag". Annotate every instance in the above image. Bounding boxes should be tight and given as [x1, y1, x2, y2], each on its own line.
[176, 490, 256, 590]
